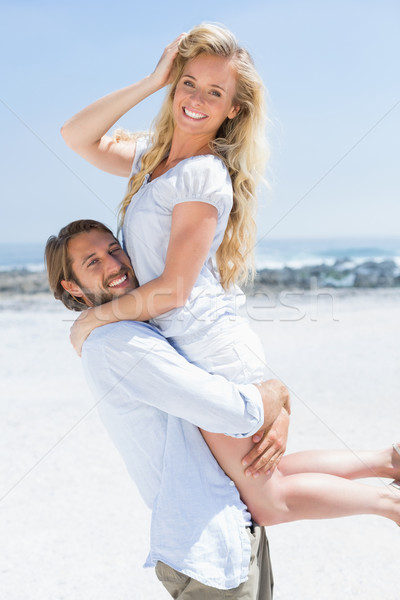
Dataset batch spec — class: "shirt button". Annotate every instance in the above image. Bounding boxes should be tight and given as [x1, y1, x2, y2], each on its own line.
[229, 480, 235, 486]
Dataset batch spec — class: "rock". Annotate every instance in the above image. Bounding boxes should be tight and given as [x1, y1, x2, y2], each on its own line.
[252, 259, 399, 291]
[0, 270, 50, 295]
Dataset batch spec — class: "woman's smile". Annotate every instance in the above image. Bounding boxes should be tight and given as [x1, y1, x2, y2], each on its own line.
[182, 106, 208, 120]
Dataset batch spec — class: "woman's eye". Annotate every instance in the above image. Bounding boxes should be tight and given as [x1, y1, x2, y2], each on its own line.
[210, 90, 221, 97]
[88, 259, 98, 267]
[183, 80, 194, 87]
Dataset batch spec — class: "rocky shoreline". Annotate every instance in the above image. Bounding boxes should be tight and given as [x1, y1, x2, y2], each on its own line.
[248, 258, 400, 292]
[0, 258, 399, 298]
[0, 269, 52, 295]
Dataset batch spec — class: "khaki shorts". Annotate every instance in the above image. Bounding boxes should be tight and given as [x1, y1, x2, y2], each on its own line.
[155, 525, 273, 599]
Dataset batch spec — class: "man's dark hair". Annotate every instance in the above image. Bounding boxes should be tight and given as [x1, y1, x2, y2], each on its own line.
[45, 219, 117, 311]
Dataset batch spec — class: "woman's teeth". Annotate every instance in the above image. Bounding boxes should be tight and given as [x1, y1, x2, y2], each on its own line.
[108, 274, 127, 287]
[184, 108, 206, 120]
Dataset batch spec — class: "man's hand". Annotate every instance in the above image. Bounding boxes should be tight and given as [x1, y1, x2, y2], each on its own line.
[241, 406, 290, 477]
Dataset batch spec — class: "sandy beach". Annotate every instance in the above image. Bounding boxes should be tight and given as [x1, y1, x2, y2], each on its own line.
[1, 288, 399, 599]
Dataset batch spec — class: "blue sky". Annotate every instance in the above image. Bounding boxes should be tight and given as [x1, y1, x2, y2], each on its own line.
[1, 0, 399, 244]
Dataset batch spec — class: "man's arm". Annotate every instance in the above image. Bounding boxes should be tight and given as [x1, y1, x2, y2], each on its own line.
[82, 321, 288, 439]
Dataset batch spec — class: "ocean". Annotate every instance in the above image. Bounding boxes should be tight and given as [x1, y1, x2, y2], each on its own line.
[254, 236, 400, 270]
[0, 243, 47, 272]
[1, 236, 400, 273]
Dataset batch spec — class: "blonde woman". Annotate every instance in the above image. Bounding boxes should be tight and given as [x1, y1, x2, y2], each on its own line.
[61, 24, 400, 532]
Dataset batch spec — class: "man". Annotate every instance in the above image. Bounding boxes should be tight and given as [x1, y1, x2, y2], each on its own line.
[45, 219, 290, 599]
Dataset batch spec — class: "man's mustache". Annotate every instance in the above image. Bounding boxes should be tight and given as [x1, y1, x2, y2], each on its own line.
[103, 266, 134, 288]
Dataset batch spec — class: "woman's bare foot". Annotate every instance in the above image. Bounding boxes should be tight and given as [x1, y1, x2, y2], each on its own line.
[377, 443, 400, 480]
[389, 443, 400, 480]
[388, 480, 400, 526]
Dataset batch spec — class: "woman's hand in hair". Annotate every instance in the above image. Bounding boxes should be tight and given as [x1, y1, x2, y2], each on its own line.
[151, 33, 186, 88]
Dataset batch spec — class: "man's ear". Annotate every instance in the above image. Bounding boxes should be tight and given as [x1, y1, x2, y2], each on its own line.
[61, 279, 84, 298]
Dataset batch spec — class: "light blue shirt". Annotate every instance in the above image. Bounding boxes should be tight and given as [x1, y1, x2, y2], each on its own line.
[82, 320, 264, 589]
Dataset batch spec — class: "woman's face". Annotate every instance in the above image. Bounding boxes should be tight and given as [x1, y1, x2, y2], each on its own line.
[172, 54, 240, 141]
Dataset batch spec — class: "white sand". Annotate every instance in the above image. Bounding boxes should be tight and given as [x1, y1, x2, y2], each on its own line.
[1, 289, 399, 599]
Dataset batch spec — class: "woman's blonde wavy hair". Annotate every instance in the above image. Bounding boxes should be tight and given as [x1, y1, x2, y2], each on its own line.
[118, 23, 268, 289]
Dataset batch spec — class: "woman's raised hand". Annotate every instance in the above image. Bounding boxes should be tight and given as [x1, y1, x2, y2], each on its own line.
[60, 33, 186, 177]
[151, 33, 186, 88]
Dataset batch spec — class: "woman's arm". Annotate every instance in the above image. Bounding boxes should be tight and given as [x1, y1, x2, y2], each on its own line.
[70, 201, 218, 354]
[60, 35, 185, 176]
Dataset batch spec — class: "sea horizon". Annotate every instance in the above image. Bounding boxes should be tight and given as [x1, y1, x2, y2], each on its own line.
[1, 235, 399, 273]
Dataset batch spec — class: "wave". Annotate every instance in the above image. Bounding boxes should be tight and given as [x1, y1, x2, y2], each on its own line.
[255, 236, 400, 270]
[0, 243, 45, 272]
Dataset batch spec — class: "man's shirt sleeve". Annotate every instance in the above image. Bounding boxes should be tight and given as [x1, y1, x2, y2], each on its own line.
[81, 321, 263, 438]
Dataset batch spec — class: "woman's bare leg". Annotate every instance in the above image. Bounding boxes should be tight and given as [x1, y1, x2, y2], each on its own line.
[201, 432, 400, 527]
[252, 470, 400, 526]
[278, 444, 400, 480]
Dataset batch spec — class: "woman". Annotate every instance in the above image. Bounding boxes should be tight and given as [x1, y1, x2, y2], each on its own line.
[61, 23, 400, 527]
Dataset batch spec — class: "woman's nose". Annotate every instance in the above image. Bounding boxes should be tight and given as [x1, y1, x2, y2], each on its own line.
[190, 88, 204, 105]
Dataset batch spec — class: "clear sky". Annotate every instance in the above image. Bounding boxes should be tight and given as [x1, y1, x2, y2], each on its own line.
[1, 0, 399, 244]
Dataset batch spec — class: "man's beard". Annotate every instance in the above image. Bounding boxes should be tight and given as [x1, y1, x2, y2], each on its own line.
[81, 287, 116, 307]
[74, 267, 136, 307]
